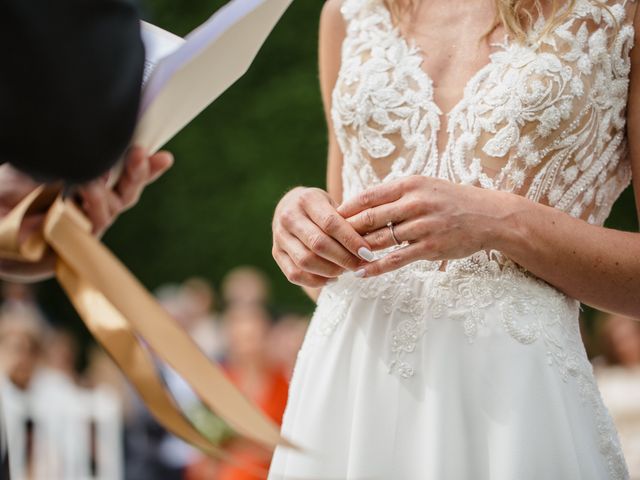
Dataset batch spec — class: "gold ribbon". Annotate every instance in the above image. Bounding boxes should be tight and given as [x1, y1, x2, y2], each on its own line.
[0, 186, 300, 477]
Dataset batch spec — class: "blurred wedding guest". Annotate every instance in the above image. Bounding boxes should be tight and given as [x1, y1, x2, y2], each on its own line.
[123, 394, 186, 480]
[266, 313, 309, 381]
[44, 328, 79, 384]
[84, 345, 134, 419]
[182, 277, 226, 360]
[124, 285, 202, 480]
[0, 282, 48, 328]
[156, 283, 191, 326]
[155, 283, 204, 414]
[0, 310, 125, 479]
[120, 288, 190, 480]
[0, 308, 78, 397]
[220, 305, 288, 425]
[0, 308, 46, 392]
[0, 308, 83, 479]
[594, 312, 640, 478]
[184, 305, 288, 480]
[0, 309, 45, 479]
[221, 267, 271, 309]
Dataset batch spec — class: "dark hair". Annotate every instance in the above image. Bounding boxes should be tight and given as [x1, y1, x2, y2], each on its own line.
[0, 0, 145, 183]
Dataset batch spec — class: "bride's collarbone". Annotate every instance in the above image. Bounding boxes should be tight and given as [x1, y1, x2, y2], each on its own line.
[395, 25, 506, 116]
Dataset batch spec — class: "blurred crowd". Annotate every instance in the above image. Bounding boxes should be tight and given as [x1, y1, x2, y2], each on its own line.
[591, 313, 640, 478]
[0, 272, 639, 479]
[0, 267, 309, 480]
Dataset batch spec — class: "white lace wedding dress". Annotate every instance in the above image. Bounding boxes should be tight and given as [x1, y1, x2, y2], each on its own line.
[268, 0, 636, 478]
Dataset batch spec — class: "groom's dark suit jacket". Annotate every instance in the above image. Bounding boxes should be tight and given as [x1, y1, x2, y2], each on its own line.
[0, 0, 145, 184]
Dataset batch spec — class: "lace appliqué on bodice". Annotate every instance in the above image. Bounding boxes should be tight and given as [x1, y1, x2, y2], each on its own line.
[333, 0, 636, 225]
[312, 253, 628, 479]
[318, 1, 637, 476]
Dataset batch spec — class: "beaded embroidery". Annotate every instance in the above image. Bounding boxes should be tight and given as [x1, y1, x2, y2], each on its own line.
[333, 0, 635, 226]
[310, 0, 638, 476]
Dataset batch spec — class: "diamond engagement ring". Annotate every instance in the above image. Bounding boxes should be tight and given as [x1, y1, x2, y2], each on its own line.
[387, 221, 401, 246]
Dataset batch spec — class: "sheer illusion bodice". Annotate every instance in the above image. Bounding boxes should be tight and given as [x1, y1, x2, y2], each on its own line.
[333, 0, 636, 226]
[268, 1, 636, 478]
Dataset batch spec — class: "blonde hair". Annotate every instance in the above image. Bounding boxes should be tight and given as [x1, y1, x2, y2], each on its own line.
[384, 0, 578, 43]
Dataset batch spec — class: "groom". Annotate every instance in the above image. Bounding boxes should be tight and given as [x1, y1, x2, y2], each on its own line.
[0, 0, 173, 280]
[2, 0, 144, 183]
[0, 0, 172, 476]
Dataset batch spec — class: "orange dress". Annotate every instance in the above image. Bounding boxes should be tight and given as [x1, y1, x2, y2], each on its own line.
[185, 363, 289, 480]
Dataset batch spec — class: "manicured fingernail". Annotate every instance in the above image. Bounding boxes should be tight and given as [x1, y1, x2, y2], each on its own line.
[358, 247, 375, 262]
[354, 269, 366, 278]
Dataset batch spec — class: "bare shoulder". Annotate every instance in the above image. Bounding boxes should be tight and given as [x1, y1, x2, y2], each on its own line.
[319, 0, 347, 93]
[321, 0, 345, 22]
[320, 0, 346, 39]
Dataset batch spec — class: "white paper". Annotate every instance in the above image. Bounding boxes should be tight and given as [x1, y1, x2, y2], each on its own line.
[140, 22, 184, 85]
[107, 0, 293, 187]
[135, 0, 294, 154]
[106, 22, 184, 187]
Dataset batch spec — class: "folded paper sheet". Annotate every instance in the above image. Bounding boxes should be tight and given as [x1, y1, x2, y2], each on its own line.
[136, 0, 294, 155]
[140, 22, 184, 85]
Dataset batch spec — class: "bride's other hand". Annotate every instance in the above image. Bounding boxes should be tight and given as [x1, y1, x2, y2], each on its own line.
[76, 146, 173, 237]
[338, 175, 513, 277]
[272, 187, 374, 287]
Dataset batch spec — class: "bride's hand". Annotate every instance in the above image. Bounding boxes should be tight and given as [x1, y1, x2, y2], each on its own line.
[338, 176, 513, 277]
[272, 187, 374, 287]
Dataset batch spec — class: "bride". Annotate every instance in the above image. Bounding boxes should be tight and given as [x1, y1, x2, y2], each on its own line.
[268, 0, 639, 478]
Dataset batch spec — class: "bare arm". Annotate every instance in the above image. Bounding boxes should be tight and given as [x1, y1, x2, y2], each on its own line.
[490, 6, 640, 318]
[271, 0, 372, 299]
[301, 0, 348, 302]
[321, 0, 347, 205]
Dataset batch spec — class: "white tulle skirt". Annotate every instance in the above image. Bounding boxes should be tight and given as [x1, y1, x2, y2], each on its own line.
[267, 252, 629, 480]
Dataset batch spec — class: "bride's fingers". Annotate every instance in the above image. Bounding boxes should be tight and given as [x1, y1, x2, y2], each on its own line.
[356, 241, 426, 278]
[281, 230, 344, 278]
[364, 219, 427, 250]
[346, 200, 410, 235]
[337, 180, 404, 218]
[282, 215, 364, 271]
[272, 247, 331, 288]
[302, 197, 373, 262]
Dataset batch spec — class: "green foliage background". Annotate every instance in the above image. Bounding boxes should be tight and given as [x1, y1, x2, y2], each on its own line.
[38, 0, 638, 343]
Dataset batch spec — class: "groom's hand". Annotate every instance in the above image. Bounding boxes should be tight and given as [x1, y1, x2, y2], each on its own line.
[0, 147, 173, 281]
[76, 147, 173, 237]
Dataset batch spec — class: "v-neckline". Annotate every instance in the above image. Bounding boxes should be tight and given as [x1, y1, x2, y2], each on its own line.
[365, 0, 540, 185]
[374, 0, 512, 120]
